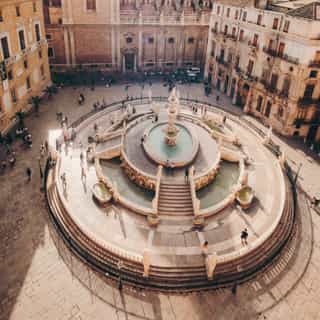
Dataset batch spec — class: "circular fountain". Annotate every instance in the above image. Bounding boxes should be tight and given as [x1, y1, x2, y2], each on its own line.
[142, 88, 200, 167]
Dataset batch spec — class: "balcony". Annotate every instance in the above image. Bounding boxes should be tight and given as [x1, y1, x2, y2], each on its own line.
[263, 46, 277, 57]
[298, 97, 320, 107]
[309, 60, 320, 68]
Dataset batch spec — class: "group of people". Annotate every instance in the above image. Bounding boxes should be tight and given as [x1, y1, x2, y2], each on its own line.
[16, 126, 33, 148]
[1, 150, 16, 171]
[92, 98, 107, 111]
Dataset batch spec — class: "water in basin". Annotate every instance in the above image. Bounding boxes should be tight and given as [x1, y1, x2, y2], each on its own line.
[100, 158, 154, 208]
[197, 161, 240, 209]
[147, 124, 193, 162]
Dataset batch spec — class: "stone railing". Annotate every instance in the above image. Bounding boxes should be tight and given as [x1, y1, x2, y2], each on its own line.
[96, 128, 124, 143]
[152, 165, 163, 215]
[189, 166, 200, 217]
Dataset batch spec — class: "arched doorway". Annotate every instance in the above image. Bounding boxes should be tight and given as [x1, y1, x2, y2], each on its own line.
[121, 48, 137, 73]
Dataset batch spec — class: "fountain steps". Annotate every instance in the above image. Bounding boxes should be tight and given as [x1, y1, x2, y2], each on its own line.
[158, 182, 194, 216]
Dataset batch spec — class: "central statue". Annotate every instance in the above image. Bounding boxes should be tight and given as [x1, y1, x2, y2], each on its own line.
[164, 87, 180, 146]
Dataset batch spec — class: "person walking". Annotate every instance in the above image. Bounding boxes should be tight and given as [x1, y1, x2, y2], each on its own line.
[81, 165, 86, 182]
[26, 167, 32, 182]
[61, 172, 67, 192]
[185, 167, 189, 182]
[216, 94, 220, 104]
[240, 228, 248, 245]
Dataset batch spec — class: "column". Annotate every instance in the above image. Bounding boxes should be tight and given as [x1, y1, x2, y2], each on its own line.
[69, 28, 76, 66]
[134, 54, 137, 72]
[122, 55, 125, 73]
[116, 28, 121, 70]
[111, 27, 116, 68]
[138, 29, 142, 70]
[63, 28, 71, 66]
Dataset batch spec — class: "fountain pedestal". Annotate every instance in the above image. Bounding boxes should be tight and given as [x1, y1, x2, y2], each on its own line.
[164, 88, 180, 146]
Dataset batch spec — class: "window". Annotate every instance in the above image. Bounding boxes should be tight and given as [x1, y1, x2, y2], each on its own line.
[283, 20, 290, 33]
[257, 14, 262, 25]
[26, 76, 31, 89]
[1, 36, 10, 59]
[253, 34, 259, 47]
[235, 10, 238, 19]
[242, 11, 247, 22]
[0, 10, 3, 22]
[232, 27, 236, 38]
[278, 42, 285, 57]
[35, 24, 41, 42]
[188, 37, 194, 44]
[48, 47, 54, 57]
[256, 96, 263, 112]
[168, 37, 174, 43]
[33, 2, 37, 12]
[214, 22, 218, 32]
[86, 0, 96, 10]
[38, 49, 42, 59]
[226, 8, 230, 17]
[7, 70, 13, 80]
[268, 39, 274, 51]
[270, 73, 278, 91]
[18, 30, 26, 51]
[303, 84, 315, 98]
[264, 101, 272, 118]
[148, 37, 154, 44]
[227, 52, 232, 63]
[126, 37, 132, 44]
[282, 78, 290, 96]
[16, 6, 20, 17]
[239, 29, 244, 41]
[224, 25, 228, 35]
[247, 60, 254, 76]
[23, 59, 28, 69]
[310, 70, 318, 78]
[217, 6, 220, 15]
[46, 34, 52, 40]
[40, 65, 45, 77]
[11, 88, 17, 103]
[273, 18, 279, 30]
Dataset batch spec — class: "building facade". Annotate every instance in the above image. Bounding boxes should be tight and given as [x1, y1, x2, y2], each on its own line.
[205, 0, 320, 144]
[44, 0, 213, 74]
[0, 0, 51, 133]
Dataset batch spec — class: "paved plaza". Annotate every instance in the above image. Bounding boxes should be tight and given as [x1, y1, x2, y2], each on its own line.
[0, 83, 319, 320]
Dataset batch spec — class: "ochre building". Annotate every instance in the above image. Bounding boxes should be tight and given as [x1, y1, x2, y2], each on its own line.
[205, 0, 320, 145]
[0, 0, 51, 133]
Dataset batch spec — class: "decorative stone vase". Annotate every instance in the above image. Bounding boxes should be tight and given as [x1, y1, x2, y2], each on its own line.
[236, 185, 254, 209]
[92, 182, 112, 207]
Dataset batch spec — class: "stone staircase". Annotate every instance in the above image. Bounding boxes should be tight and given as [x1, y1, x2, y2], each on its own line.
[158, 182, 194, 216]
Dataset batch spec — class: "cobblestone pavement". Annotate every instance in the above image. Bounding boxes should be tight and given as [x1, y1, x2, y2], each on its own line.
[0, 82, 319, 320]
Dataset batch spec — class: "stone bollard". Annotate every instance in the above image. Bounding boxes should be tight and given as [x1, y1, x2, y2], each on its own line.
[205, 253, 217, 280]
[143, 249, 150, 278]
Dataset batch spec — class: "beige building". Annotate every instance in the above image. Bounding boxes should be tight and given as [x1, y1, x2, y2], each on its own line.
[43, 0, 213, 73]
[205, 0, 320, 145]
[0, 0, 51, 133]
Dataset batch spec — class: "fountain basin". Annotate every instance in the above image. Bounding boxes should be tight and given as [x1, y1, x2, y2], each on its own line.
[143, 121, 199, 168]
